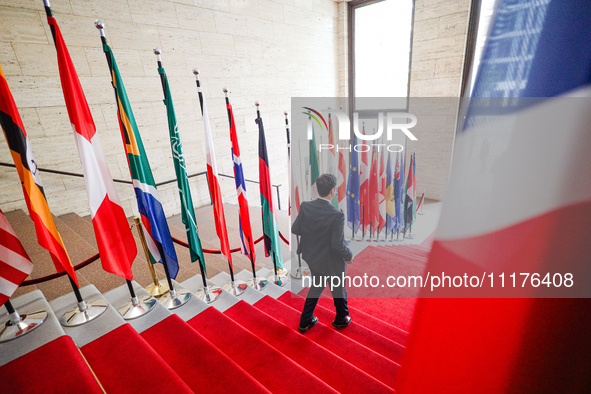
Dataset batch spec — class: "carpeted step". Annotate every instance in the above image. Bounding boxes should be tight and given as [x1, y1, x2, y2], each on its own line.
[187, 305, 338, 393]
[50, 285, 191, 393]
[224, 300, 393, 393]
[81, 323, 193, 393]
[295, 288, 410, 345]
[252, 295, 400, 388]
[141, 313, 270, 393]
[1, 335, 104, 393]
[0, 290, 103, 393]
[276, 292, 406, 363]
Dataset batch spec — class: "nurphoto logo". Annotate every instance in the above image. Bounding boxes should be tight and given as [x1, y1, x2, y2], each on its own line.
[302, 106, 418, 153]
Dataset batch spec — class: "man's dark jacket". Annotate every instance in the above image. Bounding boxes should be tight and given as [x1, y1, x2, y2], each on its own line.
[292, 198, 353, 276]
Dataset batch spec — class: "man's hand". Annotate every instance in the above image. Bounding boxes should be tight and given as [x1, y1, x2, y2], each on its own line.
[346, 259, 353, 264]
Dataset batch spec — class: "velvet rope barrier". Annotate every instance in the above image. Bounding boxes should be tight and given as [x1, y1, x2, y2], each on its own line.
[21, 253, 101, 286]
[21, 230, 292, 286]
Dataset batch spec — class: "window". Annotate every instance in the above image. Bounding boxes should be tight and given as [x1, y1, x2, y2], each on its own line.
[349, 0, 414, 111]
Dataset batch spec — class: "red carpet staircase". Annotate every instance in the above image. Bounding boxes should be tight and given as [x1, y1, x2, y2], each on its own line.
[0, 209, 426, 393]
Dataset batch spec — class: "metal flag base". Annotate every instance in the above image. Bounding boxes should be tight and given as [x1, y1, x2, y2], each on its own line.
[145, 281, 169, 298]
[290, 267, 310, 279]
[158, 288, 191, 310]
[267, 273, 289, 287]
[222, 280, 248, 296]
[117, 295, 156, 320]
[194, 285, 222, 304]
[246, 276, 269, 291]
[277, 268, 289, 277]
[0, 310, 48, 343]
[60, 299, 109, 327]
[406, 233, 415, 240]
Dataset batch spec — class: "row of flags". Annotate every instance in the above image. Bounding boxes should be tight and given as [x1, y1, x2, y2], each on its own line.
[0, 10, 284, 306]
[302, 123, 417, 238]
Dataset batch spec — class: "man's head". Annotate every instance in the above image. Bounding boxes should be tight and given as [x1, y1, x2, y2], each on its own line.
[317, 173, 337, 198]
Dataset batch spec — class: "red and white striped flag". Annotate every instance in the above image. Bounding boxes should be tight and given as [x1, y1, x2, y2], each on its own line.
[47, 15, 136, 280]
[0, 210, 34, 307]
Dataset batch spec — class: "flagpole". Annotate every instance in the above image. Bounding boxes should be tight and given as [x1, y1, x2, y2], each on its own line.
[285, 110, 302, 280]
[152, 48, 193, 309]
[193, 75, 246, 298]
[222, 87, 267, 291]
[43, 0, 108, 327]
[94, 21, 157, 319]
[0, 299, 48, 343]
[132, 217, 169, 297]
[256, 102, 288, 287]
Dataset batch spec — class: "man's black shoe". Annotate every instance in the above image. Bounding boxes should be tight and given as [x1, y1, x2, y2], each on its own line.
[332, 316, 351, 329]
[298, 316, 319, 333]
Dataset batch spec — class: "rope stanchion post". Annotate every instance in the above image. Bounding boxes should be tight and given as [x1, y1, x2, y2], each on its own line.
[132, 218, 169, 297]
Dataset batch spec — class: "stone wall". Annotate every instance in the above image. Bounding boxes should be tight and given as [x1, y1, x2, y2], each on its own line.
[407, 0, 471, 201]
[0, 0, 339, 216]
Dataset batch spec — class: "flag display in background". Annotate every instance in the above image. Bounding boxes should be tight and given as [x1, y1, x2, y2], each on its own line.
[393, 151, 403, 233]
[0, 209, 34, 307]
[47, 16, 136, 280]
[101, 43, 179, 279]
[197, 83, 232, 267]
[369, 149, 379, 233]
[396, 151, 405, 233]
[346, 134, 360, 234]
[385, 152, 395, 235]
[257, 112, 283, 270]
[158, 65, 206, 274]
[403, 154, 415, 232]
[399, 2, 591, 391]
[378, 147, 387, 233]
[359, 130, 369, 233]
[0, 64, 78, 285]
[309, 126, 320, 200]
[337, 146, 347, 213]
[227, 98, 255, 263]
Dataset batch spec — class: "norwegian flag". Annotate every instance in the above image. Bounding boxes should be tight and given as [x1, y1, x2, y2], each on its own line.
[226, 96, 255, 262]
[0, 210, 34, 307]
[47, 14, 136, 280]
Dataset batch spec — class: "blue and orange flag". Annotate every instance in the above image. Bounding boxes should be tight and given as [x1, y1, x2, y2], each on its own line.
[0, 63, 78, 284]
[257, 108, 283, 270]
[101, 41, 179, 278]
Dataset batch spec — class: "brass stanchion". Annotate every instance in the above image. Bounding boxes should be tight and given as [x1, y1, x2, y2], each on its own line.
[132, 217, 169, 297]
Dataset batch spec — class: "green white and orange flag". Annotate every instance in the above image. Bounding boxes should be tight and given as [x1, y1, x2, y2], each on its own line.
[0, 63, 78, 285]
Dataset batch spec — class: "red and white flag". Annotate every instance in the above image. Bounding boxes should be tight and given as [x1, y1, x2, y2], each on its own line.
[197, 83, 232, 266]
[0, 210, 34, 307]
[47, 15, 136, 280]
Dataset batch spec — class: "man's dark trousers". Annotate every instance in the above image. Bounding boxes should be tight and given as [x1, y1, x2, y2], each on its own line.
[300, 268, 348, 326]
